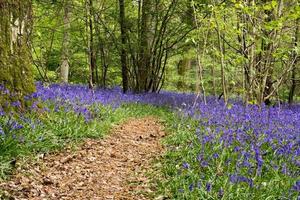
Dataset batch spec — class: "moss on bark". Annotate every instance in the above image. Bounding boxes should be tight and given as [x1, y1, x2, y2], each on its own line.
[0, 0, 35, 108]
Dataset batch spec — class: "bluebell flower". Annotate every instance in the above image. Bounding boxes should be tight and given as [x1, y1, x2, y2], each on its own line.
[200, 160, 209, 167]
[0, 108, 4, 116]
[11, 101, 21, 107]
[182, 162, 190, 169]
[218, 188, 224, 198]
[10, 121, 24, 130]
[212, 153, 219, 159]
[292, 180, 300, 192]
[0, 126, 4, 136]
[281, 163, 288, 175]
[229, 174, 253, 187]
[197, 181, 202, 189]
[206, 182, 212, 192]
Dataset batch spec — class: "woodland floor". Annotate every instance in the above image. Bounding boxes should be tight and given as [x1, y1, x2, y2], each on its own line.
[0, 117, 166, 200]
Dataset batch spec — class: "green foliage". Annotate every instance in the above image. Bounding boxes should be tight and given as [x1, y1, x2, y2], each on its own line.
[32, 0, 122, 85]
[30, 0, 299, 102]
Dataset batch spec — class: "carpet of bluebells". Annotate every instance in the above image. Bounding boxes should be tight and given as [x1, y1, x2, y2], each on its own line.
[1, 82, 300, 199]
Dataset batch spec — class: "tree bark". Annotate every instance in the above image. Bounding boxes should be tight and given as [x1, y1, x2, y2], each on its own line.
[60, 0, 71, 83]
[214, 11, 228, 105]
[89, 0, 96, 88]
[119, 0, 129, 93]
[88, 0, 96, 89]
[0, 0, 35, 106]
[288, 18, 299, 104]
[137, 0, 151, 92]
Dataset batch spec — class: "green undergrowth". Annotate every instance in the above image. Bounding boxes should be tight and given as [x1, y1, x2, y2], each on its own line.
[155, 115, 201, 199]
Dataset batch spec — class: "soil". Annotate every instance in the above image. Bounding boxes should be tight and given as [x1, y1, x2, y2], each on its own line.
[0, 117, 166, 200]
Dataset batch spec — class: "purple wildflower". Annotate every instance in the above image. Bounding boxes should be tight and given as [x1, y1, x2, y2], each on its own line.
[229, 174, 253, 188]
[206, 182, 212, 192]
[292, 180, 300, 192]
[182, 162, 190, 169]
[218, 188, 224, 198]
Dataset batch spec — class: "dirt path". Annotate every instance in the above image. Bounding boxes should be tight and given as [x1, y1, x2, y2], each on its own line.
[0, 117, 166, 200]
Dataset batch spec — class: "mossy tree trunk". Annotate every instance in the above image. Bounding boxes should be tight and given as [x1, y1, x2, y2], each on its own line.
[119, 0, 129, 93]
[0, 0, 35, 107]
[136, 0, 151, 92]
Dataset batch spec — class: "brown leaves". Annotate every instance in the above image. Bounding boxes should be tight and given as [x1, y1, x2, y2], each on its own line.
[0, 117, 166, 200]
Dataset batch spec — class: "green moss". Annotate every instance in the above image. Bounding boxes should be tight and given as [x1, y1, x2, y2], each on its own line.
[0, 0, 35, 108]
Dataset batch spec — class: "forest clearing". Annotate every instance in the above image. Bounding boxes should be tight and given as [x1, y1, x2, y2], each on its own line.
[0, 0, 299, 199]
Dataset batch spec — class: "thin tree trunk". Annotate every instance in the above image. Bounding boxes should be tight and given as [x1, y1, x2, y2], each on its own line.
[238, 0, 251, 104]
[248, 0, 256, 103]
[88, 0, 96, 89]
[93, 10, 108, 88]
[60, 0, 71, 83]
[214, 12, 228, 105]
[211, 61, 216, 97]
[192, 0, 207, 104]
[119, 0, 129, 93]
[288, 18, 299, 104]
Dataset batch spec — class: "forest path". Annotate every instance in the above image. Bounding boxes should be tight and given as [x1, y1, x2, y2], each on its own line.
[0, 117, 166, 200]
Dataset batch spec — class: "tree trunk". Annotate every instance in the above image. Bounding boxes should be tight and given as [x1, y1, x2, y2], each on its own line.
[137, 0, 151, 92]
[88, 0, 96, 89]
[192, 1, 207, 103]
[119, 0, 129, 93]
[237, 0, 252, 104]
[93, 10, 107, 88]
[0, 0, 35, 107]
[214, 12, 228, 105]
[211, 62, 216, 97]
[60, 0, 71, 83]
[259, 0, 282, 105]
[177, 58, 190, 91]
[288, 65, 297, 104]
[288, 18, 299, 104]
